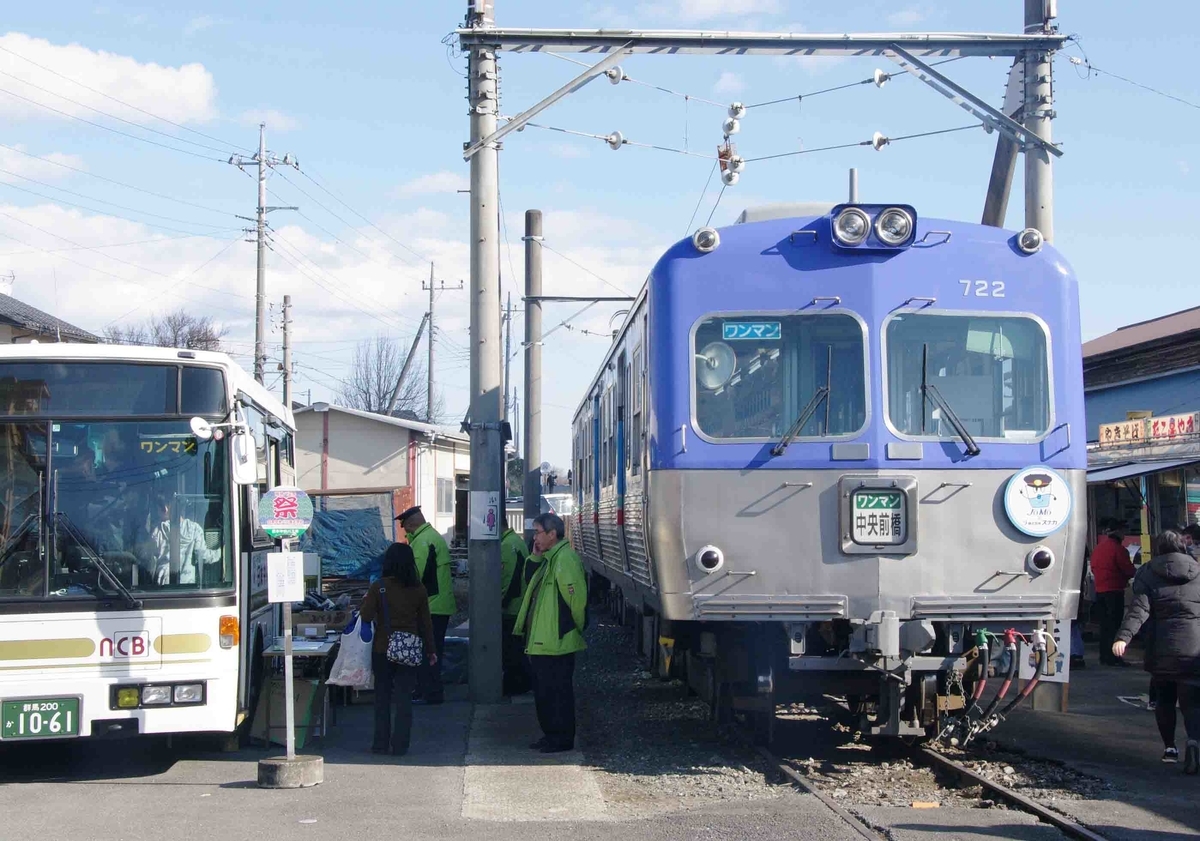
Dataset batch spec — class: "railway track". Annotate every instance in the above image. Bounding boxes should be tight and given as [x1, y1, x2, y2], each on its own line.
[735, 714, 1111, 841]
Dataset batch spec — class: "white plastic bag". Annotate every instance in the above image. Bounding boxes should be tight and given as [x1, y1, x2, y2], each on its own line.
[327, 613, 374, 688]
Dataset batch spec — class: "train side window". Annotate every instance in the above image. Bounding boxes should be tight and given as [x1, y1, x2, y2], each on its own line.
[885, 313, 1051, 440]
[631, 347, 643, 475]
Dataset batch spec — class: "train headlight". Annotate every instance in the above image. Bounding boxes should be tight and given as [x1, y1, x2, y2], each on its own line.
[1017, 227, 1043, 254]
[692, 227, 720, 253]
[695, 545, 725, 575]
[874, 207, 914, 246]
[1026, 546, 1055, 575]
[832, 208, 870, 246]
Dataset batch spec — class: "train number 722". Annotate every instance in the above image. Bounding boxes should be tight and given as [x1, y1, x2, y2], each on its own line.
[960, 280, 1005, 298]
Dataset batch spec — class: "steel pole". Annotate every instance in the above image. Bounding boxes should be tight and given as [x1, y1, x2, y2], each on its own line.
[522, 210, 543, 545]
[280, 537, 295, 760]
[1023, 0, 1054, 242]
[467, 0, 504, 704]
[255, 123, 267, 384]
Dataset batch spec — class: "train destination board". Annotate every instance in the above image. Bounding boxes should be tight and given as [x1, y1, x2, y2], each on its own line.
[851, 490, 907, 545]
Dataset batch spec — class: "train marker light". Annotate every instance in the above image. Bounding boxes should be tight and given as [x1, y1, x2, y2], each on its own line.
[1026, 546, 1055, 575]
[1017, 227, 1044, 254]
[832, 207, 870, 245]
[696, 545, 725, 574]
[875, 207, 914, 246]
[692, 227, 720, 253]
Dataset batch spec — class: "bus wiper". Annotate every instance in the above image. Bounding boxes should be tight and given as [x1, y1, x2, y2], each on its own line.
[772, 347, 833, 457]
[53, 513, 142, 610]
[921, 343, 981, 456]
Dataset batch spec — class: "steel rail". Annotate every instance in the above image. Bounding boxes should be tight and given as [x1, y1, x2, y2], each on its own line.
[917, 747, 1109, 841]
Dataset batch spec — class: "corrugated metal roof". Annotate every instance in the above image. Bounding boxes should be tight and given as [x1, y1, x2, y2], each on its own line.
[0, 294, 98, 343]
[1083, 306, 1200, 359]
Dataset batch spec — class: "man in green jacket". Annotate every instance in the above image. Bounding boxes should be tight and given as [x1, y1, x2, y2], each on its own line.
[397, 505, 455, 704]
[513, 512, 587, 753]
[501, 525, 538, 696]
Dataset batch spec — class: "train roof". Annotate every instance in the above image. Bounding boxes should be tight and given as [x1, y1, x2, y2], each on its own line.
[0, 343, 294, 429]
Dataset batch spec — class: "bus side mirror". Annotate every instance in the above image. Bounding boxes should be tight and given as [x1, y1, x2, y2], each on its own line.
[231, 425, 257, 486]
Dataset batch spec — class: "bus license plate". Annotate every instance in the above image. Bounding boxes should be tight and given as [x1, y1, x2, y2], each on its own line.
[851, 490, 907, 545]
[1, 698, 81, 740]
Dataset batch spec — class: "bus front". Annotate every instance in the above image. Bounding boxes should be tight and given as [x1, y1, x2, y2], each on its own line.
[0, 354, 242, 741]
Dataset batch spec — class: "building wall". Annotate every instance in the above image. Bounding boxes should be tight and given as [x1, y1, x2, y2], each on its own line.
[1084, 369, 1200, 441]
[294, 410, 412, 491]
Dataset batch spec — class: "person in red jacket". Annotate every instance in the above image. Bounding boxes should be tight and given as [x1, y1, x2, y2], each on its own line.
[1093, 518, 1137, 666]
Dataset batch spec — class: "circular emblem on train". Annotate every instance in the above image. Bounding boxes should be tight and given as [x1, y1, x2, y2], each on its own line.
[1003, 466, 1071, 537]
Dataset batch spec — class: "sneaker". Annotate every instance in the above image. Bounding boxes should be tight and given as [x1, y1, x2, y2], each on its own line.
[1163, 747, 1179, 763]
[1148, 701, 1158, 712]
[1186, 743, 1199, 775]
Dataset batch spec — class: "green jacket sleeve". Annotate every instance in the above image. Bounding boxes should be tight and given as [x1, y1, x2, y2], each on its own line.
[555, 551, 588, 636]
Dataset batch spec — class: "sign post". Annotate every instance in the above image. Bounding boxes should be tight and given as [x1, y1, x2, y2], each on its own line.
[256, 486, 322, 790]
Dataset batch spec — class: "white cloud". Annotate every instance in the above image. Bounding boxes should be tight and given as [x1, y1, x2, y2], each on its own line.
[0, 32, 218, 124]
[0, 145, 85, 183]
[638, 0, 781, 21]
[1179, 161, 1191, 176]
[392, 170, 469, 197]
[239, 108, 301, 132]
[184, 15, 218, 36]
[713, 71, 745, 96]
[887, 8, 925, 27]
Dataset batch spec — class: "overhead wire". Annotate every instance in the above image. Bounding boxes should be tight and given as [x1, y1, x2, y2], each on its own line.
[1068, 56, 1200, 111]
[544, 52, 726, 107]
[743, 57, 965, 110]
[540, 242, 633, 296]
[103, 234, 246, 326]
[298, 168, 433, 265]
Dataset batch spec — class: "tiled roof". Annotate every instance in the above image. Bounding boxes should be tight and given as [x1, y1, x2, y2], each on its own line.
[1083, 306, 1200, 359]
[0, 295, 98, 343]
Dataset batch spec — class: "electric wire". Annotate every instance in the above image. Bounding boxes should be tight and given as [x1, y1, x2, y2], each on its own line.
[1068, 56, 1200, 111]
[684, 159, 719, 234]
[539, 242, 633, 296]
[103, 234, 245, 326]
[0, 142, 235, 216]
[0, 40, 253, 152]
[544, 52, 725, 107]
[744, 57, 965, 110]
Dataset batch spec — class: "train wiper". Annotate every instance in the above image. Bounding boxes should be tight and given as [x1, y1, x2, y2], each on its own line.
[54, 513, 142, 610]
[921, 344, 981, 456]
[772, 346, 833, 457]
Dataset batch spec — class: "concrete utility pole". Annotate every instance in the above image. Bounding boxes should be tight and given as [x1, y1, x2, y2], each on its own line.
[1024, 0, 1055, 242]
[228, 123, 297, 384]
[503, 292, 513, 422]
[522, 209, 543, 545]
[387, 312, 430, 416]
[281, 295, 293, 409]
[466, 0, 504, 704]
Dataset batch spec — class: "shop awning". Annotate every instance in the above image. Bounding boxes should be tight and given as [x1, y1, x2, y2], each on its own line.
[1086, 457, 1200, 484]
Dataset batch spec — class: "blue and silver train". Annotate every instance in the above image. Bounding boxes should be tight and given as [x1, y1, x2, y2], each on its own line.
[570, 200, 1085, 742]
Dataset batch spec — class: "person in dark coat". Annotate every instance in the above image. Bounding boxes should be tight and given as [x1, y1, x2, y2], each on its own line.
[359, 543, 437, 756]
[1114, 529, 1200, 773]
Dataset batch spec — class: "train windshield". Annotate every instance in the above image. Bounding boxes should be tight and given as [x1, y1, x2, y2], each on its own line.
[885, 313, 1051, 440]
[693, 313, 866, 441]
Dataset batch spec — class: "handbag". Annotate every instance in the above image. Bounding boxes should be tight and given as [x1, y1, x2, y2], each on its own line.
[379, 585, 424, 667]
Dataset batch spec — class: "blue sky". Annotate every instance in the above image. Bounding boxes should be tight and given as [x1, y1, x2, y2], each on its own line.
[1, 1, 1197, 467]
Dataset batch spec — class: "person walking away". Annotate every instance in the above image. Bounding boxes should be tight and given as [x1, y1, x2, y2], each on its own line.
[500, 525, 538, 695]
[514, 513, 587, 753]
[1093, 518, 1136, 666]
[1113, 529, 1200, 773]
[358, 543, 436, 755]
[396, 506, 455, 704]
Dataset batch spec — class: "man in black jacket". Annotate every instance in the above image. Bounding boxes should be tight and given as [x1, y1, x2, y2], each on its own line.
[1114, 529, 1200, 773]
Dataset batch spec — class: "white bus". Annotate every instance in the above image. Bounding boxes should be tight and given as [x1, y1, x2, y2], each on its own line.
[0, 345, 295, 742]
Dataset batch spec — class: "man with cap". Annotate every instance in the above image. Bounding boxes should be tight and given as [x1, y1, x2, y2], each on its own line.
[396, 505, 455, 703]
[500, 524, 538, 695]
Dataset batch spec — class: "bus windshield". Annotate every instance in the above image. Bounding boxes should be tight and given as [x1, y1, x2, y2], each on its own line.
[0, 419, 232, 600]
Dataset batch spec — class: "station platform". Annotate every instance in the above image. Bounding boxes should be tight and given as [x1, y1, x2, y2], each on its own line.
[1001, 639, 1200, 840]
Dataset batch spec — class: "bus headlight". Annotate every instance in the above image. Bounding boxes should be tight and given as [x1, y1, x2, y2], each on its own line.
[173, 684, 205, 704]
[832, 208, 870, 246]
[115, 687, 140, 709]
[141, 685, 172, 705]
[874, 207, 914, 246]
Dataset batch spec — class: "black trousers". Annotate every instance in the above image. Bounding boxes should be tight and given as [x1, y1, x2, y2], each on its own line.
[502, 615, 532, 696]
[1096, 591, 1126, 663]
[372, 652, 418, 753]
[1154, 679, 1200, 746]
[416, 614, 450, 700]
[530, 653, 576, 748]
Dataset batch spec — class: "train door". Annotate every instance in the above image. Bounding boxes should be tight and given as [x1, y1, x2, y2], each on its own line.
[616, 351, 631, 574]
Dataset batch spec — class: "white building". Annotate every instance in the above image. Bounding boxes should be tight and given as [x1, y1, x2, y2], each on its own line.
[293, 403, 470, 545]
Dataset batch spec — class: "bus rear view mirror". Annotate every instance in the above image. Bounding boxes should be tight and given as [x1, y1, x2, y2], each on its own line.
[231, 428, 257, 486]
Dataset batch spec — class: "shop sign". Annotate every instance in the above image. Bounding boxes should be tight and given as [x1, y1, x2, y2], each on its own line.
[1099, 412, 1200, 449]
[1098, 420, 1143, 448]
[1148, 412, 1197, 442]
[1003, 466, 1072, 538]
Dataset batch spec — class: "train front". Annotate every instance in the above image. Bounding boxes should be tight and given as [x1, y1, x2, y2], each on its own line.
[648, 204, 1085, 740]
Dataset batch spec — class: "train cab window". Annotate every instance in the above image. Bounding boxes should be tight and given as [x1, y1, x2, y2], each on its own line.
[693, 313, 866, 441]
[885, 313, 1050, 440]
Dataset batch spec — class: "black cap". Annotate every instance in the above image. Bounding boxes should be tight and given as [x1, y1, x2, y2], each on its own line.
[396, 505, 422, 523]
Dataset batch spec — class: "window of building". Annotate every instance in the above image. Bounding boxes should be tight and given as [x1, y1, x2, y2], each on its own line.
[437, 477, 454, 515]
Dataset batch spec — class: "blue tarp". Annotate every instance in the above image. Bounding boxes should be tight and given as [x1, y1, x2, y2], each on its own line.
[297, 507, 389, 580]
